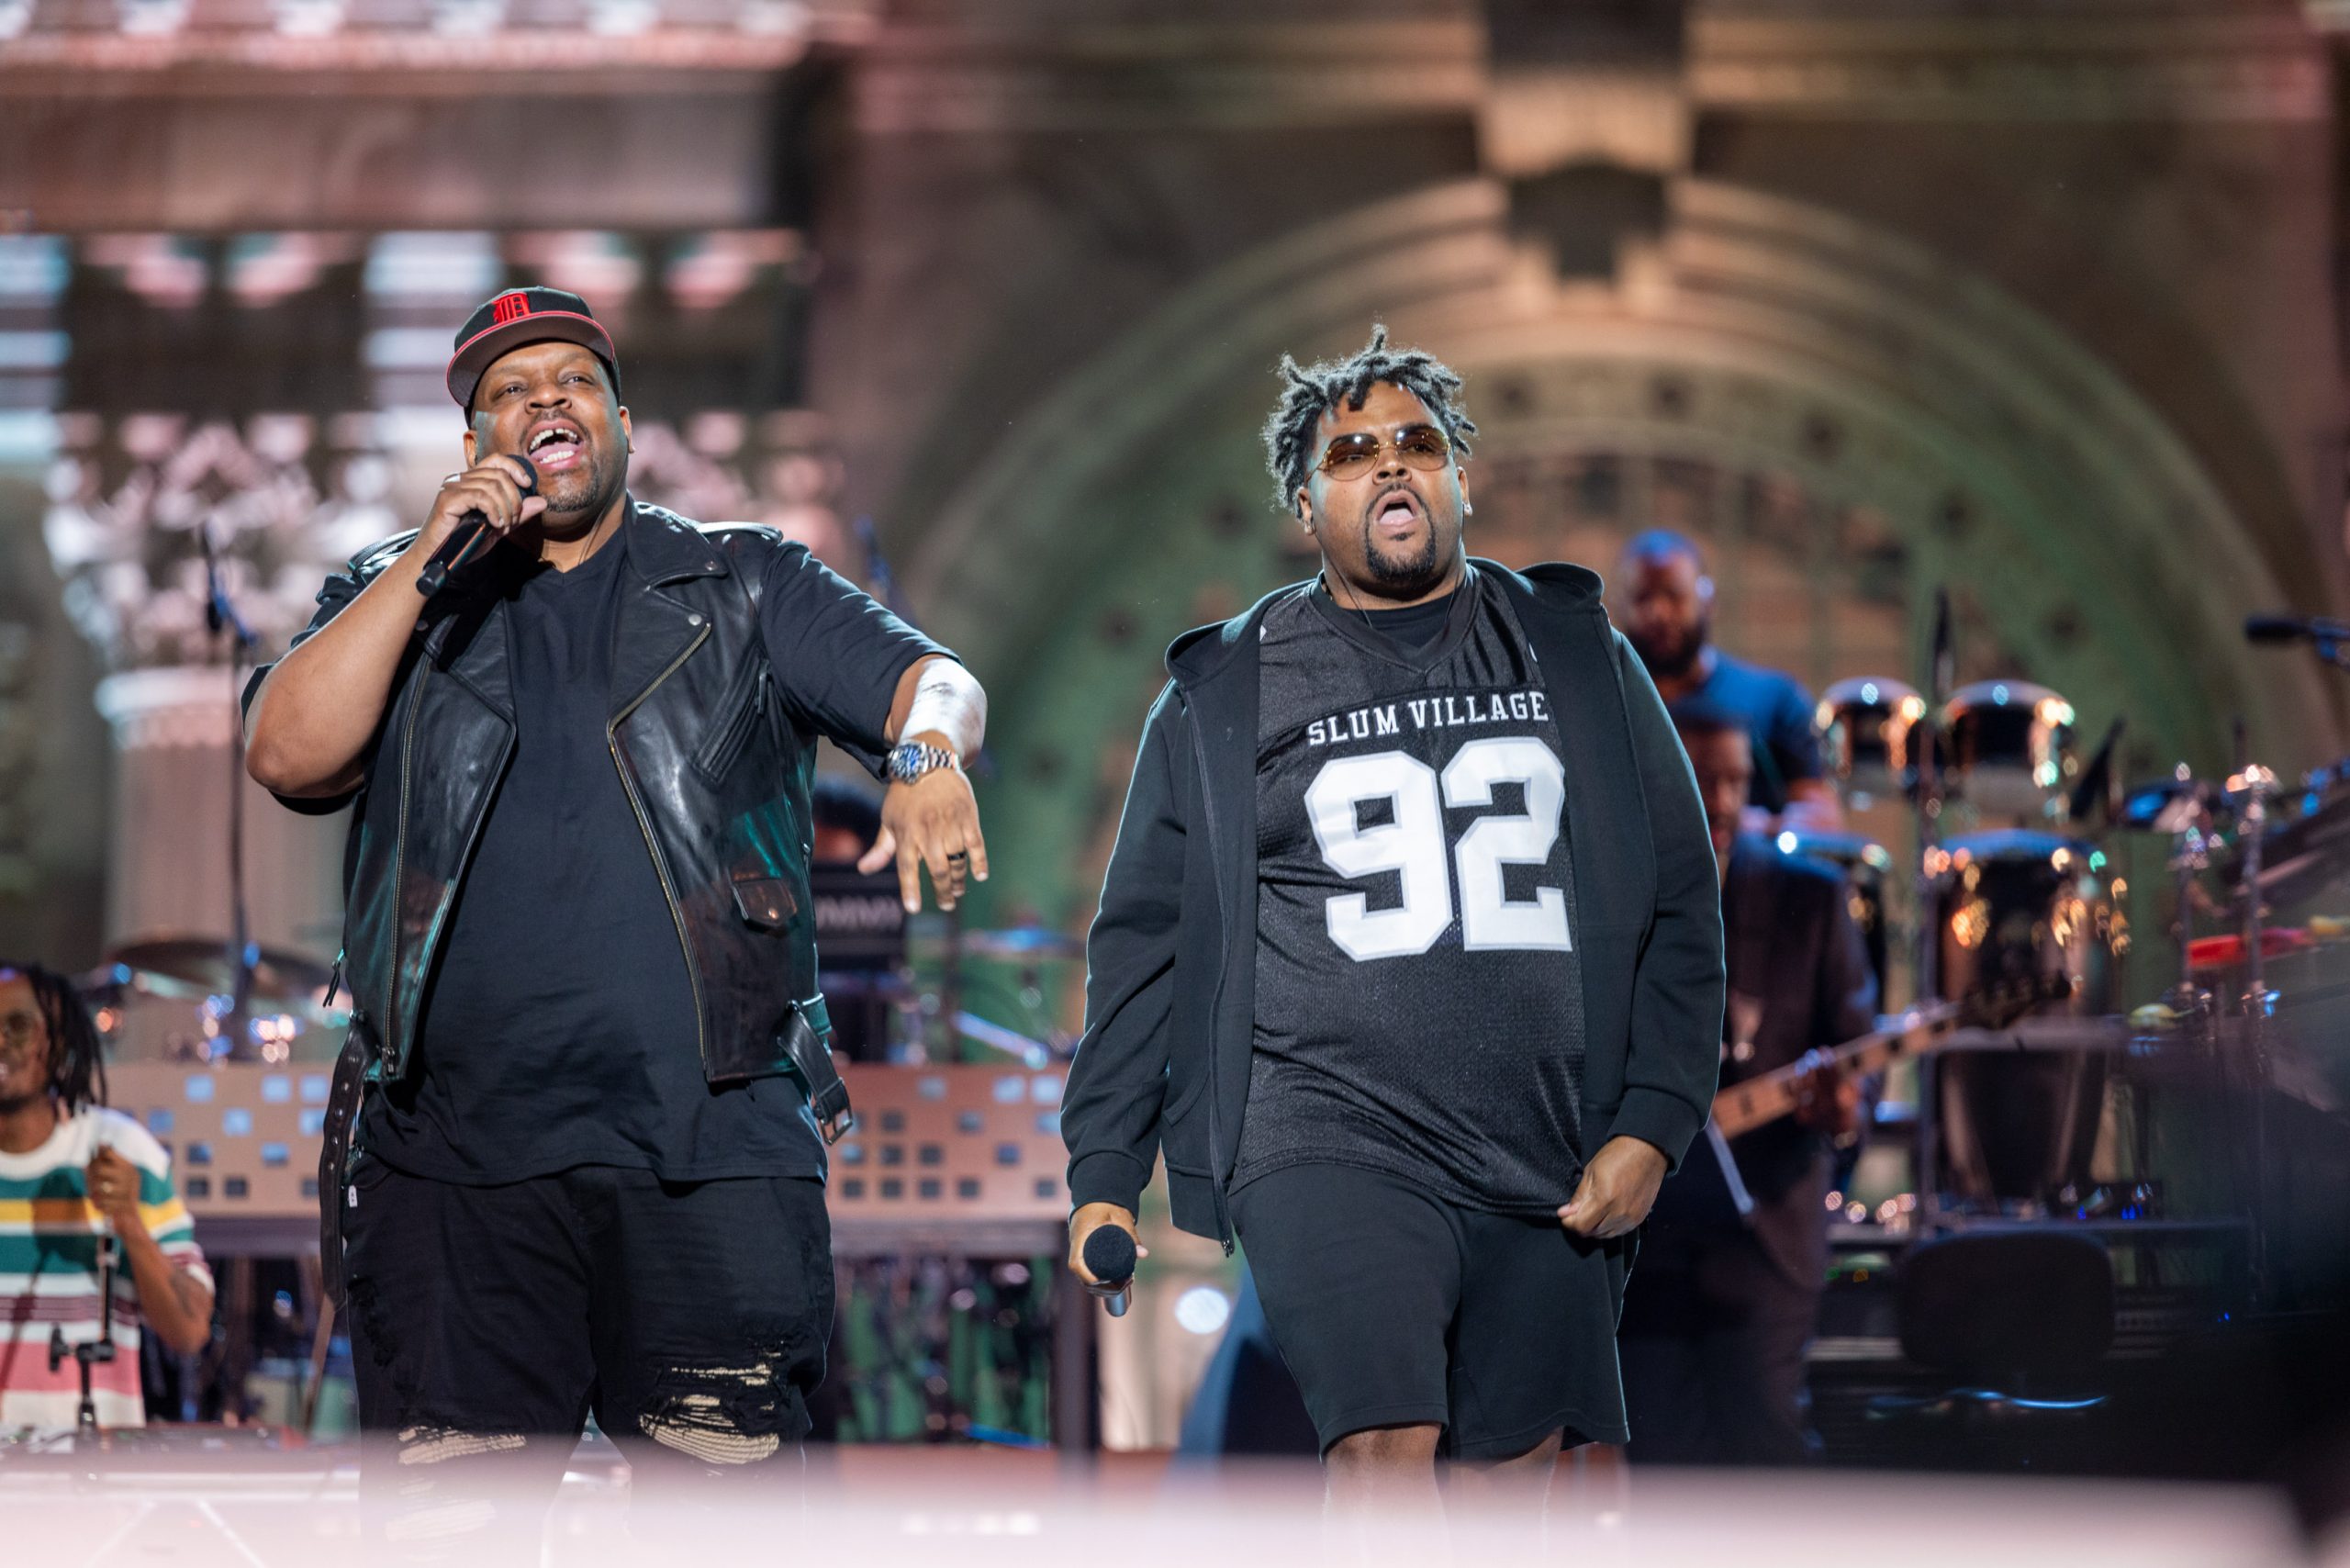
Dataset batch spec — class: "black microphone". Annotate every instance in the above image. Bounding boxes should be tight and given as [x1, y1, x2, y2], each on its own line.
[2245, 612, 2350, 645]
[198, 522, 224, 636]
[1081, 1226, 1137, 1318]
[417, 455, 537, 598]
[196, 521, 255, 647]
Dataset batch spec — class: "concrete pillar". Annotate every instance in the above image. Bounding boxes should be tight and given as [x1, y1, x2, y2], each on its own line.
[93, 665, 344, 965]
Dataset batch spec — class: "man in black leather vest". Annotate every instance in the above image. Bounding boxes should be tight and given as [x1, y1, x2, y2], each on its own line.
[244, 288, 988, 1537]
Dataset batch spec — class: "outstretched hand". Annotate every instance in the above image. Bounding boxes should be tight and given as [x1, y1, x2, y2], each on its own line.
[861, 760, 989, 913]
[1558, 1136, 1668, 1239]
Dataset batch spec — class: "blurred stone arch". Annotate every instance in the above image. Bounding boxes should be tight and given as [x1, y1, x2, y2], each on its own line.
[907, 176, 2338, 942]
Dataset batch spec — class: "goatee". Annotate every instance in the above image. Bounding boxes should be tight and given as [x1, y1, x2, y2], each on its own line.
[1360, 519, 1445, 598]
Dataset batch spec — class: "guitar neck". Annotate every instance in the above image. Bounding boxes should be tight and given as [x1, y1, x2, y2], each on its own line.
[1708, 1004, 1956, 1140]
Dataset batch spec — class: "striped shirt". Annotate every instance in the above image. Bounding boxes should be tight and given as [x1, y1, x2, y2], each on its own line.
[0, 1107, 210, 1430]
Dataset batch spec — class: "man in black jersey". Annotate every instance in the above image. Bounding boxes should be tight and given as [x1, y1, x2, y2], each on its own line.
[1062, 328, 1725, 1512]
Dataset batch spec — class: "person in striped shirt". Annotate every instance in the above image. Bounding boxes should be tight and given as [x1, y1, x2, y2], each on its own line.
[0, 963, 213, 1430]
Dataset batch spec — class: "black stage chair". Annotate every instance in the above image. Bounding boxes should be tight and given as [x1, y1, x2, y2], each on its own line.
[1866, 1226, 2114, 1468]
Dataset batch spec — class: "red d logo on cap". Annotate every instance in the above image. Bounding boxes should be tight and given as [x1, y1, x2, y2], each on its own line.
[491, 292, 532, 325]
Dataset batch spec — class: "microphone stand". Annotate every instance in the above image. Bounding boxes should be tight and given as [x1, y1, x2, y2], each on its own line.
[200, 523, 260, 1062]
[49, 1239, 118, 1440]
[2228, 761, 2279, 1310]
[1913, 588, 1953, 1230]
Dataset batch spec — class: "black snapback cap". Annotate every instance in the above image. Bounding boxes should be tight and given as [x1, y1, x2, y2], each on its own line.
[446, 286, 621, 410]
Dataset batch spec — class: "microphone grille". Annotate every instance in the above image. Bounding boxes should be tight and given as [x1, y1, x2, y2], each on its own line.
[1082, 1226, 1137, 1283]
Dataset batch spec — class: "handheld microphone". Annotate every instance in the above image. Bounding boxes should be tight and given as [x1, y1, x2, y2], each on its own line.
[417, 454, 537, 598]
[2244, 612, 2350, 646]
[1081, 1226, 1137, 1319]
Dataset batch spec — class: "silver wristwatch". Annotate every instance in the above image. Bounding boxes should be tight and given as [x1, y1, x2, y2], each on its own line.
[885, 740, 960, 785]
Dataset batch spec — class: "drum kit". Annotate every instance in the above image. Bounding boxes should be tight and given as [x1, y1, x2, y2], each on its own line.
[806, 862, 1083, 1068]
[1809, 670, 2349, 1023]
[1807, 673, 2121, 1015]
[1799, 618, 2350, 1306]
[74, 936, 348, 1065]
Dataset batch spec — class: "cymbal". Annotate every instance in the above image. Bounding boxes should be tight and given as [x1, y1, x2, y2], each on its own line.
[955, 926, 1085, 962]
[2118, 777, 2227, 834]
[101, 935, 336, 1014]
[2221, 770, 2350, 906]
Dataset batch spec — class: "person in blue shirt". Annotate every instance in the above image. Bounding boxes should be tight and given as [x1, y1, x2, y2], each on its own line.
[1614, 529, 1842, 835]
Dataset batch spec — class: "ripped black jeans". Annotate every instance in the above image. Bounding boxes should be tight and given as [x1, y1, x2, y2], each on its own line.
[341, 1157, 833, 1546]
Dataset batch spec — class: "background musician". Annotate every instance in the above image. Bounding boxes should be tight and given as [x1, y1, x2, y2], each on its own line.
[1617, 702, 1875, 1464]
[0, 963, 213, 1430]
[1615, 530, 1843, 836]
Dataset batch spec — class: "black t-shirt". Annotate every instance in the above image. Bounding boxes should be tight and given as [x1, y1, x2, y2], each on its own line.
[1693, 650, 1824, 813]
[1234, 570, 1589, 1215]
[364, 525, 938, 1186]
[1347, 591, 1455, 656]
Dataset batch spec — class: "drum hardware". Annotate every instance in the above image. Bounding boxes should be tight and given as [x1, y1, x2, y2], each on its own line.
[198, 520, 276, 1064]
[2122, 767, 2231, 1023]
[2222, 762, 2285, 1305]
[2217, 757, 2350, 912]
[1915, 590, 1956, 1007]
[78, 941, 343, 1066]
[98, 938, 337, 1021]
[2224, 765, 2283, 1020]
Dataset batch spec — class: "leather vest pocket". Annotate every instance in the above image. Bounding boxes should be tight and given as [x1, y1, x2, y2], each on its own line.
[733, 873, 798, 931]
[693, 666, 768, 784]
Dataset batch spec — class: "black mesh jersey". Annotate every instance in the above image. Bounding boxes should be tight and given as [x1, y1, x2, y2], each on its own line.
[1233, 567, 1589, 1215]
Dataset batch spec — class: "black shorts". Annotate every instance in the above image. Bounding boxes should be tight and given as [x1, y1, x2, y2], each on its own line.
[342, 1159, 833, 1473]
[1230, 1162, 1632, 1460]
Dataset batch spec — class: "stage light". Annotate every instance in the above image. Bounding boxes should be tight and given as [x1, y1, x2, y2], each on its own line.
[1174, 1286, 1231, 1336]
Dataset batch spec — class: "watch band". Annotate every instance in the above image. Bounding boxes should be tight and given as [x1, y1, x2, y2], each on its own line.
[887, 740, 960, 785]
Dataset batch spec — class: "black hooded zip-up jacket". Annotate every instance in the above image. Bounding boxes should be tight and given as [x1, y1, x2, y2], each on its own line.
[1060, 559, 1726, 1248]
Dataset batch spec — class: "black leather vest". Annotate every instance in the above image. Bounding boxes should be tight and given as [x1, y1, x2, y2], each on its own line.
[323, 502, 834, 1091]
[265, 503, 873, 1299]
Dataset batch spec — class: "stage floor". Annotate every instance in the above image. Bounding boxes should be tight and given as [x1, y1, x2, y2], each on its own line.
[6, 1441, 2320, 1567]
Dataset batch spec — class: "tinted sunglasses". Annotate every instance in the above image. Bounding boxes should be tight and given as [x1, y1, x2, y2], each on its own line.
[1316, 423, 1453, 481]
